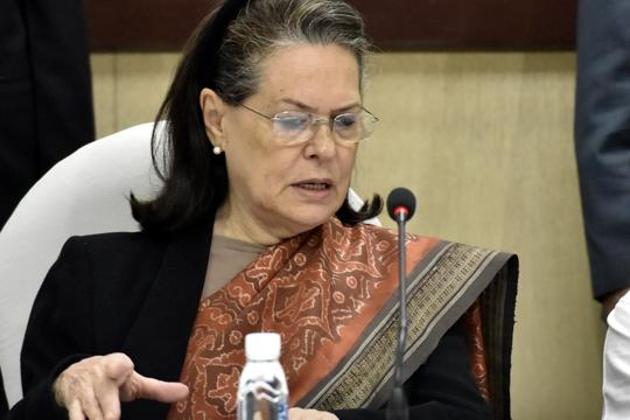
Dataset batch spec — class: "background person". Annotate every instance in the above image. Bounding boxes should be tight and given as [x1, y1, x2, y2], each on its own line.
[575, 0, 630, 418]
[0, 0, 94, 413]
[0, 0, 94, 229]
[574, 0, 630, 318]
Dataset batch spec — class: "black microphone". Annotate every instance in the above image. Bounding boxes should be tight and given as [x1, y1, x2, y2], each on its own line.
[387, 187, 416, 222]
[386, 187, 417, 420]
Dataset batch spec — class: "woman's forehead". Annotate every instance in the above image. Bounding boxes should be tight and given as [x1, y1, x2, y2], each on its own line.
[255, 43, 361, 108]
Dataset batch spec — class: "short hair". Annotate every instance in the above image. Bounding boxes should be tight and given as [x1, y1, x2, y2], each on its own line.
[131, 0, 382, 233]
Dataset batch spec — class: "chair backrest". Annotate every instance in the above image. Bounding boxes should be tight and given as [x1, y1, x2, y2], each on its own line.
[0, 122, 376, 406]
[0, 123, 160, 405]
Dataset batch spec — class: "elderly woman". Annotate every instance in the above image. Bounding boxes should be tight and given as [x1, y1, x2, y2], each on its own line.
[7, 0, 517, 419]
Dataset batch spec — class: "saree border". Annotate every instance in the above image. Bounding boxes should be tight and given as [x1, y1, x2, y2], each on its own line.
[302, 241, 514, 411]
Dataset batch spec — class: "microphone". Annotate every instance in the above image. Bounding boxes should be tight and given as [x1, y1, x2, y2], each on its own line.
[386, 187, 417, 420]
[387, 187, 416, 222]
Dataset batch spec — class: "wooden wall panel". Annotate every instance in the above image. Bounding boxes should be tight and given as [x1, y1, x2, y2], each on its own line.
[85, 0, 577, 52]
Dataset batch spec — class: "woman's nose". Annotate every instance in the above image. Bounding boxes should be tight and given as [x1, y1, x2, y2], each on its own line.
[306, 122, 336, 160]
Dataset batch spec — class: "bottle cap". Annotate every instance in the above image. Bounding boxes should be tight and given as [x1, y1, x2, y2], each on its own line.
[245, 332, 281, 361]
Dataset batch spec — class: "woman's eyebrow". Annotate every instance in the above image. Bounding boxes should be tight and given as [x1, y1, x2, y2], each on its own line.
[332, 103, 362, 113]
[278, 98, 317, 112]
[278, 98, 361, 113]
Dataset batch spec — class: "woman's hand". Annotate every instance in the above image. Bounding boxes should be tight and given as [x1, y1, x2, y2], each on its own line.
[288, 408, 339, 420]
[52, 352, 188, 420]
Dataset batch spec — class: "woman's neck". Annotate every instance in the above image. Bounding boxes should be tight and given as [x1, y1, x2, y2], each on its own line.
[213, 201, 282, 247]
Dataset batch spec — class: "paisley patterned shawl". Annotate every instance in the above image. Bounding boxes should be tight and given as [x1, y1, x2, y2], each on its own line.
[167, 218, 518, 420]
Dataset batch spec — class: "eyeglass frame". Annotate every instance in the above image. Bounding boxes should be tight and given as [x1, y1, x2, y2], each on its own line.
[238, 103, 379, 145]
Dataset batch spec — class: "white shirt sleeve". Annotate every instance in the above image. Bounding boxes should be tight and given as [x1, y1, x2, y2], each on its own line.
[603, 292, 630, 420]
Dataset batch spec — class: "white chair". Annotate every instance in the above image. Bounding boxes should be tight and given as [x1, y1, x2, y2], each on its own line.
[0, 122, 377, 407]
[0, 123, 162, 406]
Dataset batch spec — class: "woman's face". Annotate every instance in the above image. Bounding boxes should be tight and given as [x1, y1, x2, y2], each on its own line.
[203, 43, 361, 242]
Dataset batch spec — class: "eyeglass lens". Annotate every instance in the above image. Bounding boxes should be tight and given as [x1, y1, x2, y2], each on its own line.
[272, 110, 376, 143]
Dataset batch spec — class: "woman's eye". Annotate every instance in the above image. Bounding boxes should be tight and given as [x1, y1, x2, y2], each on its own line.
[335, 114, 358, 128]
[276, 114, 309, 132]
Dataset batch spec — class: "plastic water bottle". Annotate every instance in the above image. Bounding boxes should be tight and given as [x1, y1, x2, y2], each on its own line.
[237, 332, 289, 420]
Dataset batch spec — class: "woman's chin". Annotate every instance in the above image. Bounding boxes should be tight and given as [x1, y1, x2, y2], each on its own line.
[282, 206, 337, 234]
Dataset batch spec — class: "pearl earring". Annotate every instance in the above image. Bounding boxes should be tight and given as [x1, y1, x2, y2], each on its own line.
[212, 145, 222, 155]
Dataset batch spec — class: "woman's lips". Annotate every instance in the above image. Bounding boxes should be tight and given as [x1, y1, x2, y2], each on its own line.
[293, 182, 330, 190]
[291, 179, 334, 199]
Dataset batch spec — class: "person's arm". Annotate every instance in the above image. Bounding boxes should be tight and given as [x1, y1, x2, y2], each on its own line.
[6, 237, 94, 418]
[333, 320, 491, 420]
[575, 0, 630, 313]
[7, 238, 188, 419]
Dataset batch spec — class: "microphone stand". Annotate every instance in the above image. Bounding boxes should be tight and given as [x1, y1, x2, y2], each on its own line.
[387, 209, 409, 420]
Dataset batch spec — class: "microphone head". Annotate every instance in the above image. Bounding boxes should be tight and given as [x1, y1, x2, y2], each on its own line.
[387, 187, 417, 221]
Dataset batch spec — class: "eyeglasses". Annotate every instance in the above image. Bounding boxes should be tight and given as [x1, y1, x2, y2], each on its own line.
[239, 103, 379, 145]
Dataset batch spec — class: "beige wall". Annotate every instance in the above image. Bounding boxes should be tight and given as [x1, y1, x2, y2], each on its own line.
[91, 51, 604, 419]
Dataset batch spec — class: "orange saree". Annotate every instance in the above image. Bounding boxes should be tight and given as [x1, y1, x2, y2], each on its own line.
[167, 218, 517, 419]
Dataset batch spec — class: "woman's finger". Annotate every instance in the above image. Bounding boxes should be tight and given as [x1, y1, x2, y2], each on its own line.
[96, 383, 121, 420]
[288, 408, 339, 419]
[121, 371, 189, 403]
[78, 385, 105, 420]
[288, 408, 307, 419]
[67, 400, 86, 420]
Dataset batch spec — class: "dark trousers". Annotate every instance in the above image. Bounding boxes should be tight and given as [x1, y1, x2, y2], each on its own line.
[0, 0, 94, 229]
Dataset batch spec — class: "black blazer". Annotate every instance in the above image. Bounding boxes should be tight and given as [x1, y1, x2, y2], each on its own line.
[575, 0, 630, 299]
[7, 222, 489, 419]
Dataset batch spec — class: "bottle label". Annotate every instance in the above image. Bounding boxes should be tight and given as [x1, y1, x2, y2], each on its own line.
[278, 402, 288, 420]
